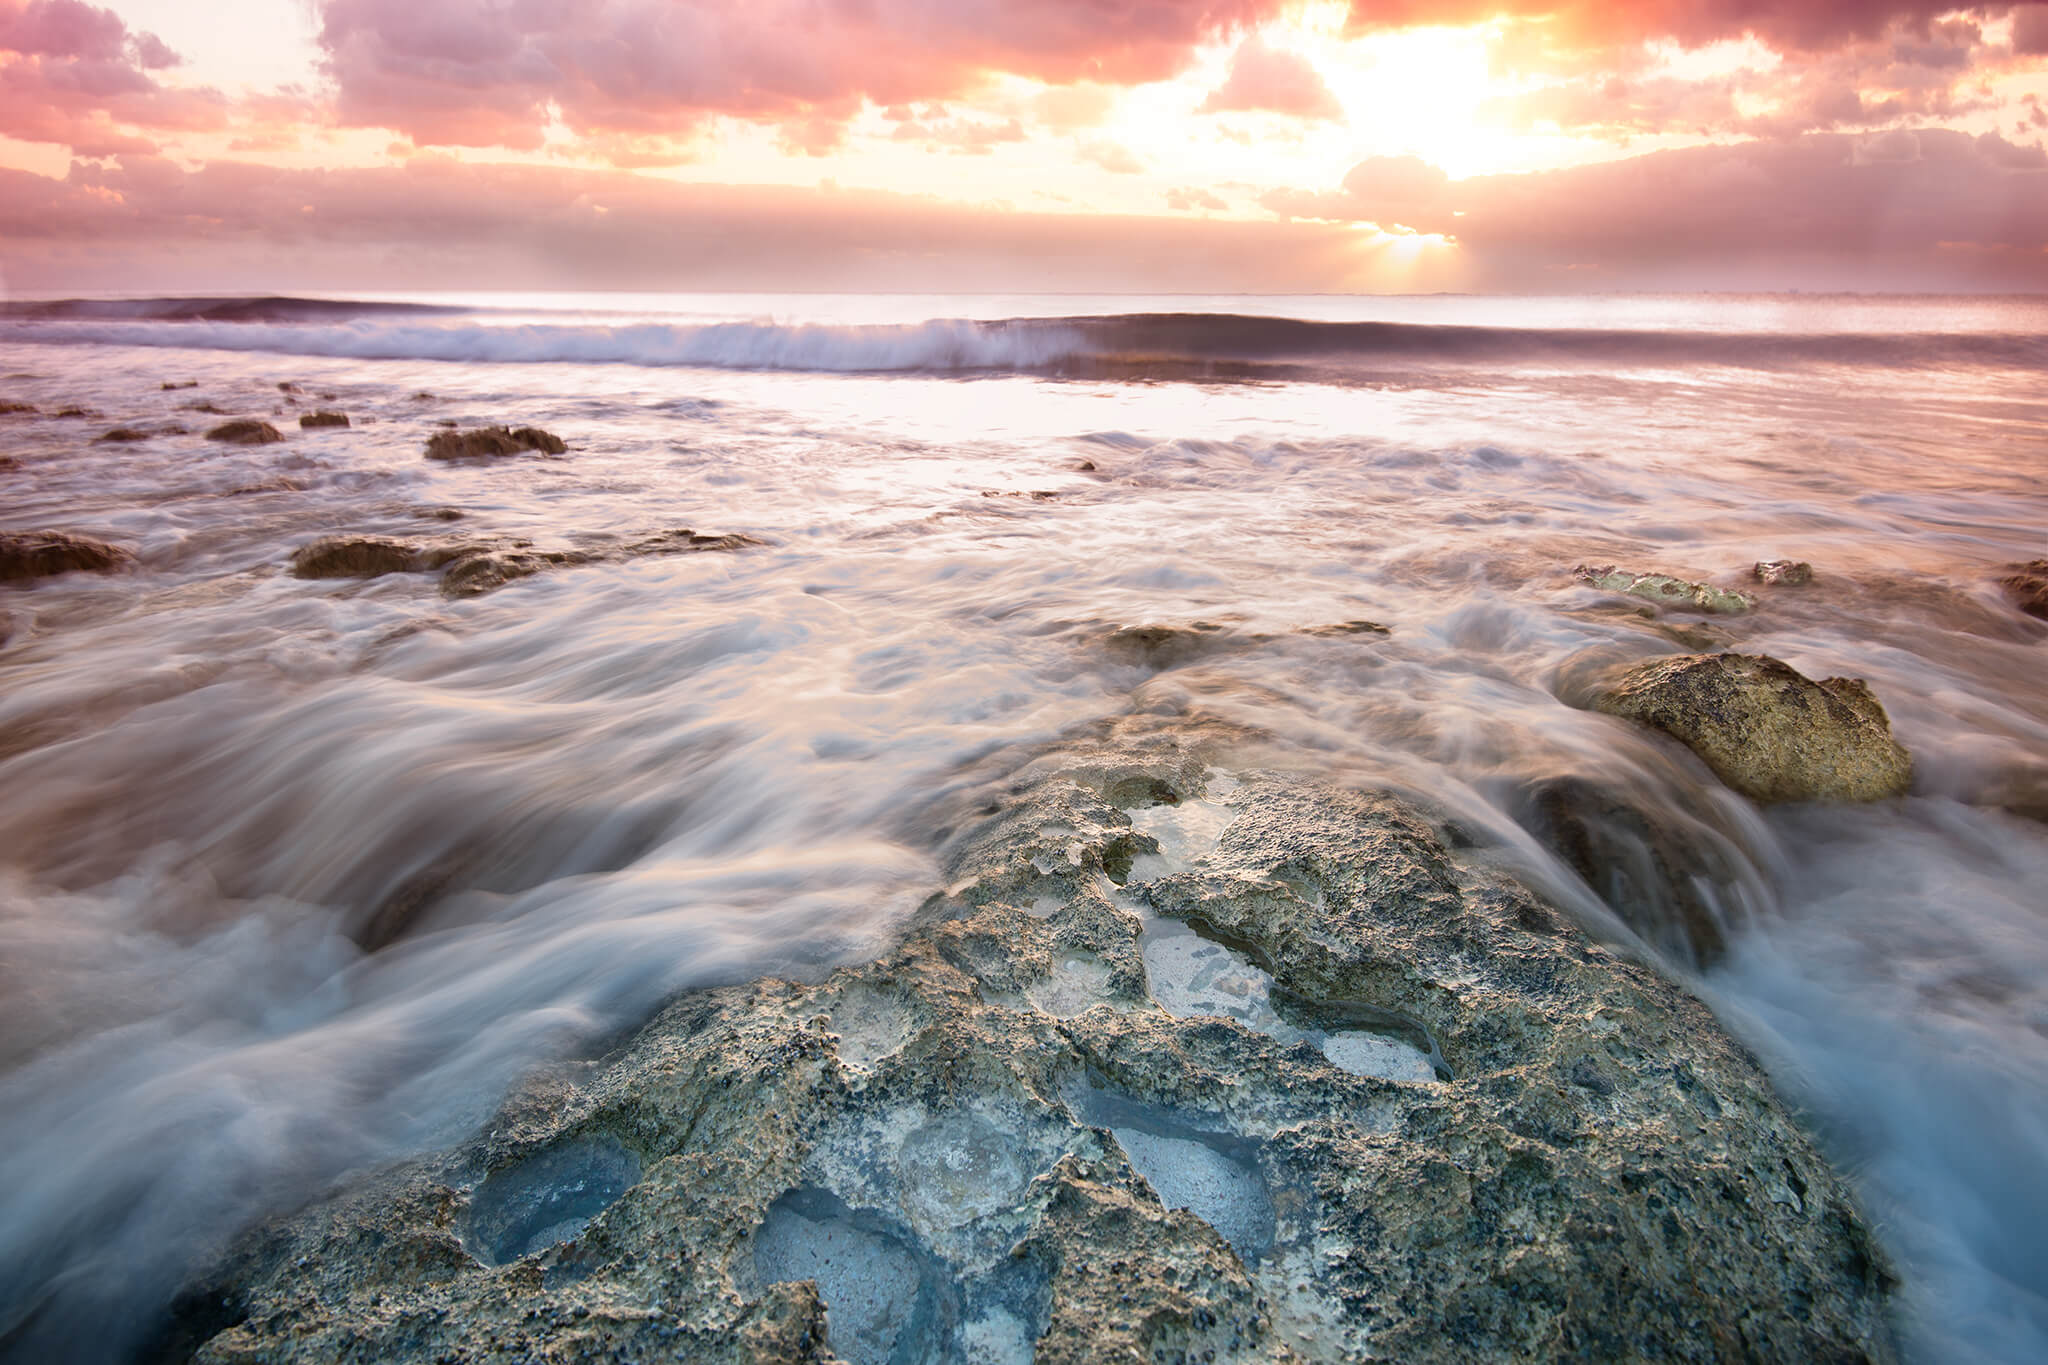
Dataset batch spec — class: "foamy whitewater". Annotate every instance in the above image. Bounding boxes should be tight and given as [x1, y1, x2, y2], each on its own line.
[1, 292, 2044, 1362]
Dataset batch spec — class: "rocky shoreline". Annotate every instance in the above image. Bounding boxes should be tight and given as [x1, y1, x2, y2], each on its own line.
[161, 723, 1900, 1365]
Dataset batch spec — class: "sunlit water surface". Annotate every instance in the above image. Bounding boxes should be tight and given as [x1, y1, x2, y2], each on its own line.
[1, 293, 2045, 1362]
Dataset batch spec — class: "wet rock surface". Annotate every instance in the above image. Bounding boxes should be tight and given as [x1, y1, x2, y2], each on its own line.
[425, 426, 568, 460]
[0, 531, 134, 582]
[1513, 775, 1757, 964]
[1575, 564, 1756, 615]
[298, 411, 351, 429]
[179, 734, 1898, 1365]
[2001, 559, 2048, 620]
[96, 427, 152, 443]
[286, 529, 765, 596]
[1753, 559, 1814, 586]
[290, 537, 421, 579]
[1593, 652, 1913, 804]
[204, 420, 283, 445]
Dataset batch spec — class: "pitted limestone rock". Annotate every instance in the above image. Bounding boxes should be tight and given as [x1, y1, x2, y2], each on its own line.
[178, 745, 1899, 1365]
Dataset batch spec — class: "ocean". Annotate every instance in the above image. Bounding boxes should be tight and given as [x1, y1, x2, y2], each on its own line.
[1, 291, 2044, 1361]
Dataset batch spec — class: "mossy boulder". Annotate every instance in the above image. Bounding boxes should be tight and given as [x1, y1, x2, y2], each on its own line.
[1594, 652, 1912, 803]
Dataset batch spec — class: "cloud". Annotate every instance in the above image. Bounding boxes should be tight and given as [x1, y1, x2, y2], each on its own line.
[5, 130, 2043, 295]
[0, 154, 1383, 293]
[0, 0, 225, 155]
[888, 108, 1030, 155]
[2016, 5, 2048, 56]
[1079, 139, 1145, 173]
[1345, 1, 1967, 55]
[313, 0, 1287, 149]
[1264, 127, 2048, 288]
[1481, 12, 2017, 141]
[1166, 185, 1229, 210]
[1197, 36, 1343, 120]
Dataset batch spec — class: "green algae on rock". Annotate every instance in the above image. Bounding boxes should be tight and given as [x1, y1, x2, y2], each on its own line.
[1594, 652, 1913, 803]
[1575, 564, 1756, 615]
[176, 737, 1899, 1365]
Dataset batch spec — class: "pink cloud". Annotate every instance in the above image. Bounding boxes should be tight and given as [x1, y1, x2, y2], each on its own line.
[0, 0, 225, 154]
[1263, 128, 2048, 288]
[3, 133, 2044, 295]
[1197, 37, 1343, 121]
[314, 0, 1287, 149]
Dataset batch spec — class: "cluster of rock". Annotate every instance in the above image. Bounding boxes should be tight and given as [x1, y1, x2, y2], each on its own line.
[425, 426, 568, 460]
[165, 728, 1900, 1365]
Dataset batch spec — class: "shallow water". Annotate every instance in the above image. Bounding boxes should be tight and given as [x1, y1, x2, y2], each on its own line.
[1, 292, 2044, 1362]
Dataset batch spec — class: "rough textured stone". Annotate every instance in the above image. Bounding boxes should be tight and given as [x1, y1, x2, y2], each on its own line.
[1593, 652, 1912, 803]
[2000, 560, 2048, 620]
[0, 531, 133, 582]
[204, 420, 283, 445]
[424, 426, 567, 460]
[1575, 564, 1755, 614]
[176, 735, 1899, 1365]
[290, 537, 419, 579]
[298, 411, 351, 429]
[1753, 559, 1814, 586]
[1513, 774, 1754, 964]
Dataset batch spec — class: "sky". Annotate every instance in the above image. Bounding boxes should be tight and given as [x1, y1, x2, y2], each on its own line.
[1, 0, 2046, 293]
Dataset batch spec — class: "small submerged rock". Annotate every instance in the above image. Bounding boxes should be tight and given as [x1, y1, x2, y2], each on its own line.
[0, 401, 37, 415]
[0, 531, 133, 582]
[423, 425, 566, 460]
[298, 411, 350, 429]
[160, 381, 198, 391]
[2000, 559, 2048, 620]
[96, 427, 151, 443]
[289, 537, 419, 579]
[434, 546, 589, 598]
[1594, 651, 1913, 803]
[1575, 564, 1756, 614]
[205, 420, 283, 446]
[1753, 559, 1814, 586]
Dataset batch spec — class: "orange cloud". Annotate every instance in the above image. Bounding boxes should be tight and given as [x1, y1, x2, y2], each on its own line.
[3, 133, 2044, 295]
[1198, 37, 1343, 121]
[1265, 128, 2048, 287]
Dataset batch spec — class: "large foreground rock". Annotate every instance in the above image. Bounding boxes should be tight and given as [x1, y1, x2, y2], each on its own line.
[1594, 652, 1912, 803]
[0, 531, 133, 582]
[173, 736, 1897, 1365]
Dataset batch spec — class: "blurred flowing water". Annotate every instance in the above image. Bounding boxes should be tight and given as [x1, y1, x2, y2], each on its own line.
[1, 292, 2045, 1361]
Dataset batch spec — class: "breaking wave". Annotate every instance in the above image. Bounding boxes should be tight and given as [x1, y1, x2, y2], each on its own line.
[4, 298, 2043, 381]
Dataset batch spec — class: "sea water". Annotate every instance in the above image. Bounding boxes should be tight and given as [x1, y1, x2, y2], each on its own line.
[0, 292, 2043, 1361]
